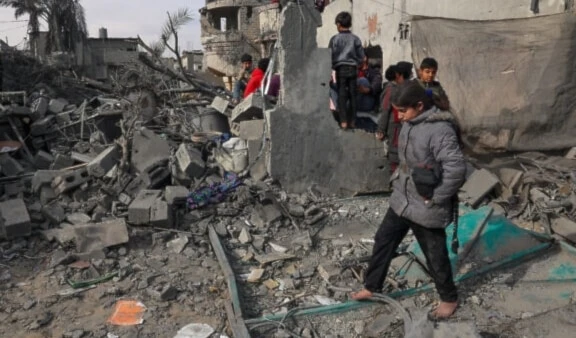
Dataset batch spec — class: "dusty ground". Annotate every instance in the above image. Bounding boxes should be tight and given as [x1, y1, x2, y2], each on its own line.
[2, 193, 576, 338]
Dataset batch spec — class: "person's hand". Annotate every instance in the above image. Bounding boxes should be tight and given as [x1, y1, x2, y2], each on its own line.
[358, 85, 370, 94]
[375, 131, 385, 141]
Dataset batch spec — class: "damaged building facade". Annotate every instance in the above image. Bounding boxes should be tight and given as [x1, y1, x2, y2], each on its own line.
[318, 0, 576, 153]
[200, 0, 280, 87]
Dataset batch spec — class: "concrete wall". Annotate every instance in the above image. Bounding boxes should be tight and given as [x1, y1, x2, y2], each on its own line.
[320, 0, 570, 72]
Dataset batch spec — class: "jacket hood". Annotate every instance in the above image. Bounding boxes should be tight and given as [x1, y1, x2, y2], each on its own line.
[409, 107, 458, 125]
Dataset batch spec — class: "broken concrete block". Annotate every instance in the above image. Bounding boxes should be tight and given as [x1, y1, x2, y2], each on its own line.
[148, 284, 178, 302]
[269, 242, 288, 253]
[30, 115, 56, 136]
[32, 170, 62, 193]
[0, 199, 31, 239]
[255, 202, 283, 224]
[175, 143, 205, 178]
[566, 147, 576, 160]
[40, 186, 57, 205]
[247, 268, 265, 283]
[34, 151, 54, 170]
[66, 213, 91, 225]
[238, 228, 252, 244]
[495, 167, 523, 192]
[150, 199, 172, 228]
[131, 128, 170, 174]
[317, 264, 340, 283]
[248, 139, 268, 181]
[210, 96, 230, 115]
[73, 218, 129, 253]
[0, 154, 24, 176]
[128, 190, 162, 225]
[254, 252, 295, 265]
[552, 217, 576, 243]
[70, 152, 94, 164]
[124, 167, 171, 198]
[230, 94, 264, 123]
[239, 120, 265, 140]
[165, 186, 188, 205]
[51, 169, 89, 195]
[460, 168, 500, 207]
[50, 154, 74, 170]
[87, 146, 120, 178]
[48, 98, 69, 114]
[42, 203, 66, 224]
[167, 236, 189, 254]
[230, 122, 241, 136]
[263, 279, 280, 290]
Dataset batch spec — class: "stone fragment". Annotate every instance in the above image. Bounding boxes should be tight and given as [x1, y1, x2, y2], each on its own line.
[149, 284, 178, 301]
[175, 143, 205, 178]
[30, 115, 56, 136]
[167, 236, 189, 254]
[50, 153, 74, 170]
[254, 252, 295, 265]
[131, 127, 170, 173]
[460, 168, 500, 207]
[230, 93, 264, 123]
[165, 186, 189, 205]
[255, 202, 283, 224]
[552, 217, 576, 243]
[32, 170, 62, 193]
[0, 154, 24, 176]
[248, 139, 268, 181]
[128, 190, 162, 225]
[39, 186, 57, 205]
[70, 152, 94, 164]
[317, 264, 340, 283]
[247, 268, 265, 283]
[288, 204, 305, 217]
[87, 146, 120, 177]
[269, 242, 288, 253]
[239, 119, 265, 140]
[263, 279, 280, 290]
[41, 203, 66, 224]
[238, 227, 252, 244]
[0, 199, 31, 239]
[210, 96, 230, 115]
[48, 98, 69, 114]
[66, 213, 91, 225]
[150, 199, 172, 228]
[73, 218, 129, 253]
[34, 151, 54, 169]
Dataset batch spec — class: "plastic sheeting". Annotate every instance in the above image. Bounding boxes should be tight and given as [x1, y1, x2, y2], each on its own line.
[411, 14, 576, 152]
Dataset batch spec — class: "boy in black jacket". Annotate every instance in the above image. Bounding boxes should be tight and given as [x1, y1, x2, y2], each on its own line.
[328, 11, 365, 130]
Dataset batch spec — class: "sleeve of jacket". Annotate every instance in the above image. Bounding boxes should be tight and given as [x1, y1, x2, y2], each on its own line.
[243, 74, 261, 98]
[369, 69, 383, 95]
[355, 37, 365, 65]
[430, 124, 466, 204]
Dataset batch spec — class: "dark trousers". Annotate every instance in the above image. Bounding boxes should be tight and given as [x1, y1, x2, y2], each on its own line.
[336, 65, 358, 125]
[364, 208, 458, 302]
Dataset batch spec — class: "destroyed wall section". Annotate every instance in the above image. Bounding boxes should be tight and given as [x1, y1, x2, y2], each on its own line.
[200, 0, 266, 77]
[268, 1, 389, 196]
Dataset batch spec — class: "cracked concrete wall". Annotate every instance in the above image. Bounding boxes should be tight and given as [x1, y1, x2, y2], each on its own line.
[268, 0, 389, 196]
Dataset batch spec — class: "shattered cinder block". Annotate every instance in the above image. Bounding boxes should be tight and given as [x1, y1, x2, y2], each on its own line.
[32, 170, 62, 193]
[0, 154, 24, 176]
[150, 199, 173, 228]
[124, 167, 171, 198]
[128, 190, 162, 225]
[460, 168, 500, 208]
[239, 120, 265, 141]
[51, 169, 89, 195]
[42, 203, 66, 224]
[165, 186, 189, 205]
[175, 143, 205, 178]
[230, 94, 264, 123]
[50, 154, 74, 170]
[131, 127, 170, 174]
[48, 98, 69, 114]
[0, 199, 31, 239]
[34, 150, 54, 170]
[210, 96, 230, 115]
[87, 145, 120, 177]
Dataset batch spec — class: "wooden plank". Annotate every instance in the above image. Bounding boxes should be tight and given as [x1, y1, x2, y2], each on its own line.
[208, 225, 251, 338]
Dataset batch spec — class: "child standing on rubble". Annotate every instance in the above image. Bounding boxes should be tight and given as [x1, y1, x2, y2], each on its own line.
[417, 57, 450, 110]
[328, 11, 365, 130]
[352, 81, 466, 321]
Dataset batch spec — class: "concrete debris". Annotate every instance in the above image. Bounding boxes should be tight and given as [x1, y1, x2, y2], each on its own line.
[128, 190, 162, 225]
[167, 236, 189, 254]
[239, 120, 265, 141]
[173, 323, 215, 338]
[0, 198, 31, 239]
[247, 268, 265, 283]
[269, 242, 288, 253]
[460, 168, 500, 207]
[131, 127, 170, 174]
[238, 227, 252, 244]
[210, 96, 230, 115]
[165, 186, 189, 205]
[230, 94, 264, 123]
[176, 143, 205, 178]
[73, 218, 129, 253]
[87, 146, 120, 177]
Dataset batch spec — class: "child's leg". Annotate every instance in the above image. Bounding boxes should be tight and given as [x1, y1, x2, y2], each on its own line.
[336, 69, 349, 127]
[347, 73, 358, 125]
[354, 209, 409, 299]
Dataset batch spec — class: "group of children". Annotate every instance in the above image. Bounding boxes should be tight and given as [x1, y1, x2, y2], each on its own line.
[330, 12, 465, 321]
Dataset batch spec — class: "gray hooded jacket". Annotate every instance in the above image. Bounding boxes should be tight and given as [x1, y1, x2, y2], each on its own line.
[389, 107, 466, 229]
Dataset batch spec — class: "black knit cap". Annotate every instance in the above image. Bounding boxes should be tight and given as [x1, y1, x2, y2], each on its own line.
[240, 54, 253, 63]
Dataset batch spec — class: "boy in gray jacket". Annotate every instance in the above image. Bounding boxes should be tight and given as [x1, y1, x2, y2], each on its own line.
[353, 81, 466, 321]
[328, 12, 365, 130]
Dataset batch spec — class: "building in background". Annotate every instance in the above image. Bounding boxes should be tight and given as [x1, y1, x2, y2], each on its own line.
[182, 50, 204, 71]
